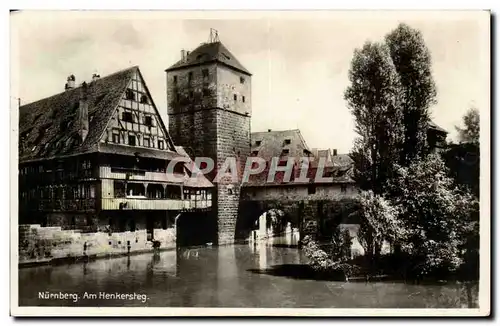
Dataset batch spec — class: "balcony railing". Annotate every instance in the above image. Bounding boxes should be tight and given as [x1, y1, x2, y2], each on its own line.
[101, 197, 211, 211]
[99, 166, 184, 183]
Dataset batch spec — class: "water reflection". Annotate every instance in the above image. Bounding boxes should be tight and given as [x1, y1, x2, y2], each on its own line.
[18, 245, 478, 308]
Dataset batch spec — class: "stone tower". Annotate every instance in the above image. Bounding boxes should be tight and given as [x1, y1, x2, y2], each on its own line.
[165, 38, 252, 245]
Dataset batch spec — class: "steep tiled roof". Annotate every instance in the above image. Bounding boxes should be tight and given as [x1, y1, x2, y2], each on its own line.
[18, 66, 180, 164]
[166, 41, 251, 75]
[175, 146, 214, 188]
[246, 129, 354, 186]
[428, 120, 448, 134]
[250, 129, 311, 162]
[19, 67, 138, 162]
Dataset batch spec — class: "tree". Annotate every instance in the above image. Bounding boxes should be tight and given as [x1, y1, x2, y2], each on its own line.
[351, 190, 403, 268]
[344, 42, 405, 194]
[385, 23, 437, 166]
[456, 108, 480, 145]
[387, 154, 477, 276]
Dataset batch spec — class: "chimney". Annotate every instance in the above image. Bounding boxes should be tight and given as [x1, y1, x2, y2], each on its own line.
[78, 82, 89, 143]
[181, 50, 186, 62]
[332, 148, 338, 156]
[65, 74, 76, 90]
[92, 73, 100, 82]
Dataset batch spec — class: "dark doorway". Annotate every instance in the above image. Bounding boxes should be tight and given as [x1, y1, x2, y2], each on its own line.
[176, 211, 216, 247]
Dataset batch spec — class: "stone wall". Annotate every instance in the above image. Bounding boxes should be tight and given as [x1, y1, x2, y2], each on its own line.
[18, 224, 176, 265]
[166, 62, 252, 245]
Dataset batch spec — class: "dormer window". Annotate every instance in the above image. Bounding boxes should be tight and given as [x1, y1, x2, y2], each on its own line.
[125, 89, 135, 101]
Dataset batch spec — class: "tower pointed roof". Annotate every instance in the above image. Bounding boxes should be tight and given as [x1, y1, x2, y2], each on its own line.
[166, 41, 251, 76]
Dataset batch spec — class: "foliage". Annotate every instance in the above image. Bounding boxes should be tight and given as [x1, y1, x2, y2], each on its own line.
[441, 142, 480, 197]
[327, 227, 353, 262]
[385, 23, 437, 165]
[301, 235, 358, 279]
[387, 154, 478, 276]
[344, 41, 405, 194]
[455, 108, 480, 145]
[350, 190, 403, 260]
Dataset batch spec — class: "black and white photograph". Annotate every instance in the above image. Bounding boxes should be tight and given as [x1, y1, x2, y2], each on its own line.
[9, 10, 490, 317]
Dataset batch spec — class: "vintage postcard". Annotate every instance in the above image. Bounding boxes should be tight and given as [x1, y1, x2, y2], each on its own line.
[10, 10, 490, 317]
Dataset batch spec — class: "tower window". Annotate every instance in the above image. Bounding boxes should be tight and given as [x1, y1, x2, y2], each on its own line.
[125, 89, 135, 101]
[242, 96, 245, 103]
[173, 76, 177, 85]
[122, 111, 133, 123]
[140, 95, 149, 104]
[233, 94, 237, 101]
[240, 77, 245, 84]
[128, 134, 136, 146]
[284, 139, 291, 145]
[202, 69, 209, 78]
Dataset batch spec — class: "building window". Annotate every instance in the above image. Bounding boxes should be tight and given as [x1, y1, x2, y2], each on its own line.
[112, 131, 120, 143]
[122, 111, 133, 123]
[255, 140, 261, 146]
[125, 89, 135, 101]
[128, 134, 136, 146]
[144, 115, 153, 127]
[242, 96, 245, 103]
[173, 75, 177, 85]
[240, 76, 245, 84]
[202, 69, 209, 78]
[308, 185, 316, 195]
[233, 94, 237, 101]
[284, 139, 291, 145]
[341, 184, 347, 193]
[143, 137, 150, 147]
[140, 95, 148, 104]
[281, 149, 290, 156]
[252, 150, 259, 156]
[158, 140, 164, 150]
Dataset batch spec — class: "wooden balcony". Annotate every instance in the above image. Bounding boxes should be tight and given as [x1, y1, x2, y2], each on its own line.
[99, 166, 184, 183]
[101, 197, 211, 211]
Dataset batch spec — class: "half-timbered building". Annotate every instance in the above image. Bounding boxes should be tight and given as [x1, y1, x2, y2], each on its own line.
[18, 66, 213, 242]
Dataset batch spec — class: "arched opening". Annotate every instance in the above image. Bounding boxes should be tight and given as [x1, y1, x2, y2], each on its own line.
[248, 208, 299, 246]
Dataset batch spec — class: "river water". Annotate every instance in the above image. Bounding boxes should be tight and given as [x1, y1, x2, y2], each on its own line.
[18, 242, 477, 308]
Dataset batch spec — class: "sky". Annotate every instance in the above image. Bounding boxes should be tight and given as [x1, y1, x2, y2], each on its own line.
[10, 11, 489, 154]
